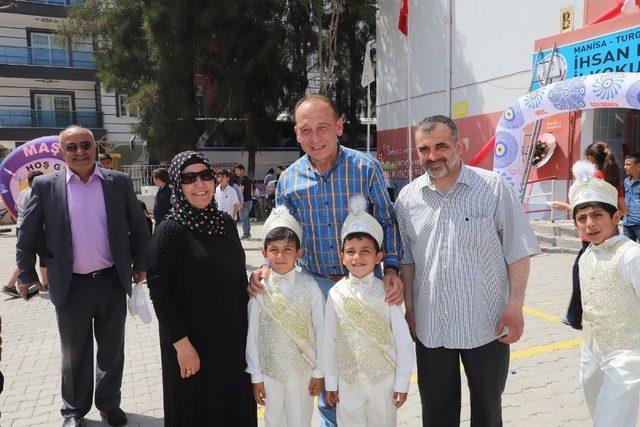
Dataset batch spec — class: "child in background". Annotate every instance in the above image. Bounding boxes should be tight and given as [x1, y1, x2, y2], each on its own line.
[551, 142, 627, 329]
[245, 207, 325, 426]
[322, 196, 414, 426]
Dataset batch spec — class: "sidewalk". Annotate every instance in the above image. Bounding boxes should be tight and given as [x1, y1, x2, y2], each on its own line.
[0, 223, 591, 426]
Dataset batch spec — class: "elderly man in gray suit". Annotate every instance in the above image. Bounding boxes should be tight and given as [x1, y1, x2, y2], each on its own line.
[16, 125, 150, 427]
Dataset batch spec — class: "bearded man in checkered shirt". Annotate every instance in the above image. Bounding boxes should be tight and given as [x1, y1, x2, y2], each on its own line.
[395, 115, 540, 427]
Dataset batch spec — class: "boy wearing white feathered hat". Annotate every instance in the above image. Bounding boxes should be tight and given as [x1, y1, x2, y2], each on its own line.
[569, 160, 640, 426]
[245, 206, 325, 426]
[321, 195, 414, 426]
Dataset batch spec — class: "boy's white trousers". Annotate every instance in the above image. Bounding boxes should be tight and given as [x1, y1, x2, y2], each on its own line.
[263, 374, 314, 427]
[337, 373, 397, 427]
[580, 339, 640, 427]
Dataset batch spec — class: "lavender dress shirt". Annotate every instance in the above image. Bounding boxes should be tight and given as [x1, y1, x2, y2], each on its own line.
[66, 166, 114, 274]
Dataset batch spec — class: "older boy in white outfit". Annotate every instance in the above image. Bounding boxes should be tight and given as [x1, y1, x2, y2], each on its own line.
[569, 161, 640, 427]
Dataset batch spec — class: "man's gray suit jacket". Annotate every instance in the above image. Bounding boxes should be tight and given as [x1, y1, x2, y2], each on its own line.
[16, 167, 151, 306]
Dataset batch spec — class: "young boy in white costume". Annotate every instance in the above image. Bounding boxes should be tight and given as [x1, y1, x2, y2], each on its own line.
[322, 196, 414, 426]
[569, 161, 640, 427]
[245, 206, 325, 426]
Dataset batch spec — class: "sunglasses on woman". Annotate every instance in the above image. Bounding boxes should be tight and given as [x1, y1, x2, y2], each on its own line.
[180, 169, 214, 184]
[64, 140, 93, 152]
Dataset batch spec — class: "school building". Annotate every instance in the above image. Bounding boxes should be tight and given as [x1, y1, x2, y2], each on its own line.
[376, 0, 640, 216]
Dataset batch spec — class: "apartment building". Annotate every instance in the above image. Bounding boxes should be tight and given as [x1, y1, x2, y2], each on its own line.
[0, 0, 137, 154]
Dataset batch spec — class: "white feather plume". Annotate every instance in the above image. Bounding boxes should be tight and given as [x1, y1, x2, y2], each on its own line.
[271, 205, 290, 217]
[572, 160, 596, 182]
[348, 194, 368, 214]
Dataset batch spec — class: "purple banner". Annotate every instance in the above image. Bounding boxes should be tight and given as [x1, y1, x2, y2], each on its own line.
[0, 135, 64, 220]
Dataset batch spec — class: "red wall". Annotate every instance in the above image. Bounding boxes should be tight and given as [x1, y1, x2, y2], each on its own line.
[377, 110, 581, 182]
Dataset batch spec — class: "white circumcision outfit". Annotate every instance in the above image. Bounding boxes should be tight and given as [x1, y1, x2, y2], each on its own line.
[579, 235, 640, 427]
[322, 273, 414, 427]
[246, 269, 324, 427]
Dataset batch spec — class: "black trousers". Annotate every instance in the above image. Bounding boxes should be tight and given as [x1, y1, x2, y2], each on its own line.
[416, 339, 509, 427]
[565, 241, 590, 330]
[55, 269, 126, 418]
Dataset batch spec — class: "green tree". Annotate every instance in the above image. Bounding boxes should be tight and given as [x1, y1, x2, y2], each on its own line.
[59, 0, 207, 160]
[58, 0, 375, 163]
[194, 0, 294, 175]
[332, 0, 376, 147]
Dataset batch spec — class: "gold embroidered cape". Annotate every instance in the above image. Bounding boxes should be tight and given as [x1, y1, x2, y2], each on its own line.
[334, 279, 397, 368]
[257, 280, 317, 368]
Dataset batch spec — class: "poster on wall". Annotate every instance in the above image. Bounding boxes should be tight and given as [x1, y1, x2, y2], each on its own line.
[532, 24, 640, 89]
[375, 140, 421, 182]
[0, 135, 64, 220]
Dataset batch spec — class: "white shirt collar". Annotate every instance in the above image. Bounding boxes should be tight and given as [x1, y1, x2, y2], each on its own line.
[268, 269, 296, 289]
[348, 272, 376, 286]
[590, 234, 626, 252]
[66, 165, 103, 183]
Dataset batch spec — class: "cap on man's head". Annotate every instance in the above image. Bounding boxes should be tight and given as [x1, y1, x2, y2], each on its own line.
[568, 160, 618, 209]
[99, 153, 112, 161]
[341, 195, 383, 248]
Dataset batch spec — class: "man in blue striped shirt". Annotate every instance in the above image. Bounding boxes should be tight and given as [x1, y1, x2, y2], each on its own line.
[249, 94, 404, 427]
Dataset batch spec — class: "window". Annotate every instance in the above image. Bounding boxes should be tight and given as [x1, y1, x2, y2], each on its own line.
[118, 94, 138, 117]
[33, 93, 72, 127]
[29, 31, 68, 67]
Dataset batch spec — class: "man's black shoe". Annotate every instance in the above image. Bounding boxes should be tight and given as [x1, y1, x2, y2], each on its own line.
[100, 408, 127, 426]
[62, 417, 82, 427]
[2, 286, 19, 298]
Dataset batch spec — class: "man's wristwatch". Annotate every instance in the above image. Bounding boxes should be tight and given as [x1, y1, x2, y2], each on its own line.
[384, 265, 400, 274]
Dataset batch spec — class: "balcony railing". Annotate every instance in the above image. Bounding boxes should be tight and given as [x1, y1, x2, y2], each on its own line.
[0, 109, 103, 128]
[0, 46, 95, 68]
[19, 0, 75, 5]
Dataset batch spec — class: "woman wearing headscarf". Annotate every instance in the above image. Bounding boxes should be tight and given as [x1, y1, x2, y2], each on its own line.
[147, 151, 256, 426]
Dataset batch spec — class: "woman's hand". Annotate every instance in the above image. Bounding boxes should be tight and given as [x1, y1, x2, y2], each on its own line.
[173, 337, 200, 379]
[548, 201, 571, 211]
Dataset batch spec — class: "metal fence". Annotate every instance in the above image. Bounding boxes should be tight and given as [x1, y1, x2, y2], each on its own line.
[122, 165, 156, 194]
[123, 161, 294, 194]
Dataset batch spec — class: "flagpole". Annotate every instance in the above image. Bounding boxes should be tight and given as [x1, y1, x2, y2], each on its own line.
[407, 28, 412, 182]
[361, 39, 375, 155]
[366, 83, 371, 154]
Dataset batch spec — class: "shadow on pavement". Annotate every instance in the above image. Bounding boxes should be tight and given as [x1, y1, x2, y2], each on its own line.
[83, 413, 164, 426]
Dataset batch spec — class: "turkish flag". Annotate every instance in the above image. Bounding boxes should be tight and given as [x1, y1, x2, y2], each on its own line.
[398, 0, 408, 36]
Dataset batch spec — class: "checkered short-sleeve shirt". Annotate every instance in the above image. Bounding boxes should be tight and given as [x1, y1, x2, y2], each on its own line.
[395, 165, 541, 349]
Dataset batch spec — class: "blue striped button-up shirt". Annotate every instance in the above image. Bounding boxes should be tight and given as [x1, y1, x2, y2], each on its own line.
[276, 146, 401, 276]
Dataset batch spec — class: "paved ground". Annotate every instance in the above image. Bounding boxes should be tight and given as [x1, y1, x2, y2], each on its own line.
[0, 222, 593, 426]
